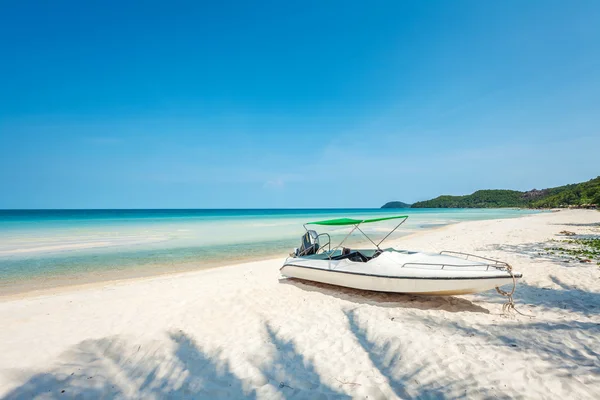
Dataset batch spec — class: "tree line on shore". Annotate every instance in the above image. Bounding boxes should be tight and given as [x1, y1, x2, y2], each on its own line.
[382, 176, 600, 209]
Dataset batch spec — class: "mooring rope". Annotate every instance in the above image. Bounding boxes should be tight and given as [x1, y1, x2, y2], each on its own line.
[495, 263, 534, 317]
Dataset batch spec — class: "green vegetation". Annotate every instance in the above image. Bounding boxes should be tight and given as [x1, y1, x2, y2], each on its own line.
[407, 176, 600, 209]
[411, 190, 524, 208]
[381, 201, 411, 209]
[530, 177, 600, 208]
[544, 238, 600, 265]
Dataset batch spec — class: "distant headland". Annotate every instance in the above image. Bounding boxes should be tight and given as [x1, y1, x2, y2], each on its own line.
[382, 176, 600, 209]
[381, 201, 412, 209]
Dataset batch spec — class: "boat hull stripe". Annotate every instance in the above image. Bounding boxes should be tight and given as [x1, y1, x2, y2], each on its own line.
[280, 264, 522, 280]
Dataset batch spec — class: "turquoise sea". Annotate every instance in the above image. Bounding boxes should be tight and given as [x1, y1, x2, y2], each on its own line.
[0, 208, 538, 293]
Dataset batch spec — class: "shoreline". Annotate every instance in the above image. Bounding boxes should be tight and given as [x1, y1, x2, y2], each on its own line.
[0, 252, 288, 300]
[1, 210, 546, 300]
[0, 216, 468, 299]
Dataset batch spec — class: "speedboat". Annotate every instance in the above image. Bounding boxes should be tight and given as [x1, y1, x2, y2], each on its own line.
[280, 215, 522, 296]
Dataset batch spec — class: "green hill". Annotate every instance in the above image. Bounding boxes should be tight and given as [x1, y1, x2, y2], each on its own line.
[411, 190, 525, 208]
[405, 176, 600, 209]
[381, 201, 411, 209]
[531, 176, 600, 208]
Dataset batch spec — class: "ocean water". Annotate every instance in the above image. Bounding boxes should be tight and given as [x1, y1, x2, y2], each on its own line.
[0, 208, 538, 292]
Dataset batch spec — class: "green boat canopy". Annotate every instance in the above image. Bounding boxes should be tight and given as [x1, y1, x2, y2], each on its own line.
[306, 215, 408, 226]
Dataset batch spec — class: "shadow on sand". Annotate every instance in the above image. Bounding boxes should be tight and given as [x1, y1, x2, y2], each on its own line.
[6, 280, 598, 398]
[551, 222, 600, 228]
[3, 325, 353, 399]
[6, 305, 597, 399]
[258, 323, 351, 398]
[344, 309, 442, 399]
[475, 275, 600, 315]
[484, 242, 578, 265]
[5, 316, 510, 400]
[419, 316, 600, 378]
[343, 309, 515, 399]
[3, 331, 258, 399]
[485, 239, 600, 265]
[279, 277, 490, 314]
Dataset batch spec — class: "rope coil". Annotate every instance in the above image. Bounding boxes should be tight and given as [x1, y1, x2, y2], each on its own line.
[495, 263, 533, 317]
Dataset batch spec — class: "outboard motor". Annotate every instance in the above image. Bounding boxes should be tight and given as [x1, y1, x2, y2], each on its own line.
[294, 230, 320, 256]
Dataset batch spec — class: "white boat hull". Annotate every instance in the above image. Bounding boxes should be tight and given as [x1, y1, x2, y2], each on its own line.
[280, 250, 521, 296]
[280, 265, 515, 295]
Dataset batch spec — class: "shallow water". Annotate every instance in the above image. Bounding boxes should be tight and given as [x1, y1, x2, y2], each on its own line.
[0, 208, 538, 292]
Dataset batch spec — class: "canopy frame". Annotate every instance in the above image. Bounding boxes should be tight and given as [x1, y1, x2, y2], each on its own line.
[302, 215, 408, 257]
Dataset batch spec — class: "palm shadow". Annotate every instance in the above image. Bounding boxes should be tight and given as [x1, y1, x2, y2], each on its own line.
[3, 331, 257, 399]
[3, 326, 352, 399]
[343, 309, 512, 399]
[280, 277, 490, 314]
[344, 309, 433, 399]
[475, 275, 600, 315]
[7, 283, 597, 399]
[484, 241, 595, 266]
[423, 317, 600, 378]
[257, 323, 351, 399]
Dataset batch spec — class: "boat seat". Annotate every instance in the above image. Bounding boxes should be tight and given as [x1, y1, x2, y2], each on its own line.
[331, 251, 369, 262]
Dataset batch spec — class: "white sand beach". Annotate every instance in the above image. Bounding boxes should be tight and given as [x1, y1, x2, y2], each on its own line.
[1, 210, 599, 399]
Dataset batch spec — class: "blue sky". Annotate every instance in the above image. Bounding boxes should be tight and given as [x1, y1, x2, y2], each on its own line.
[1, 1, 599, 208]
